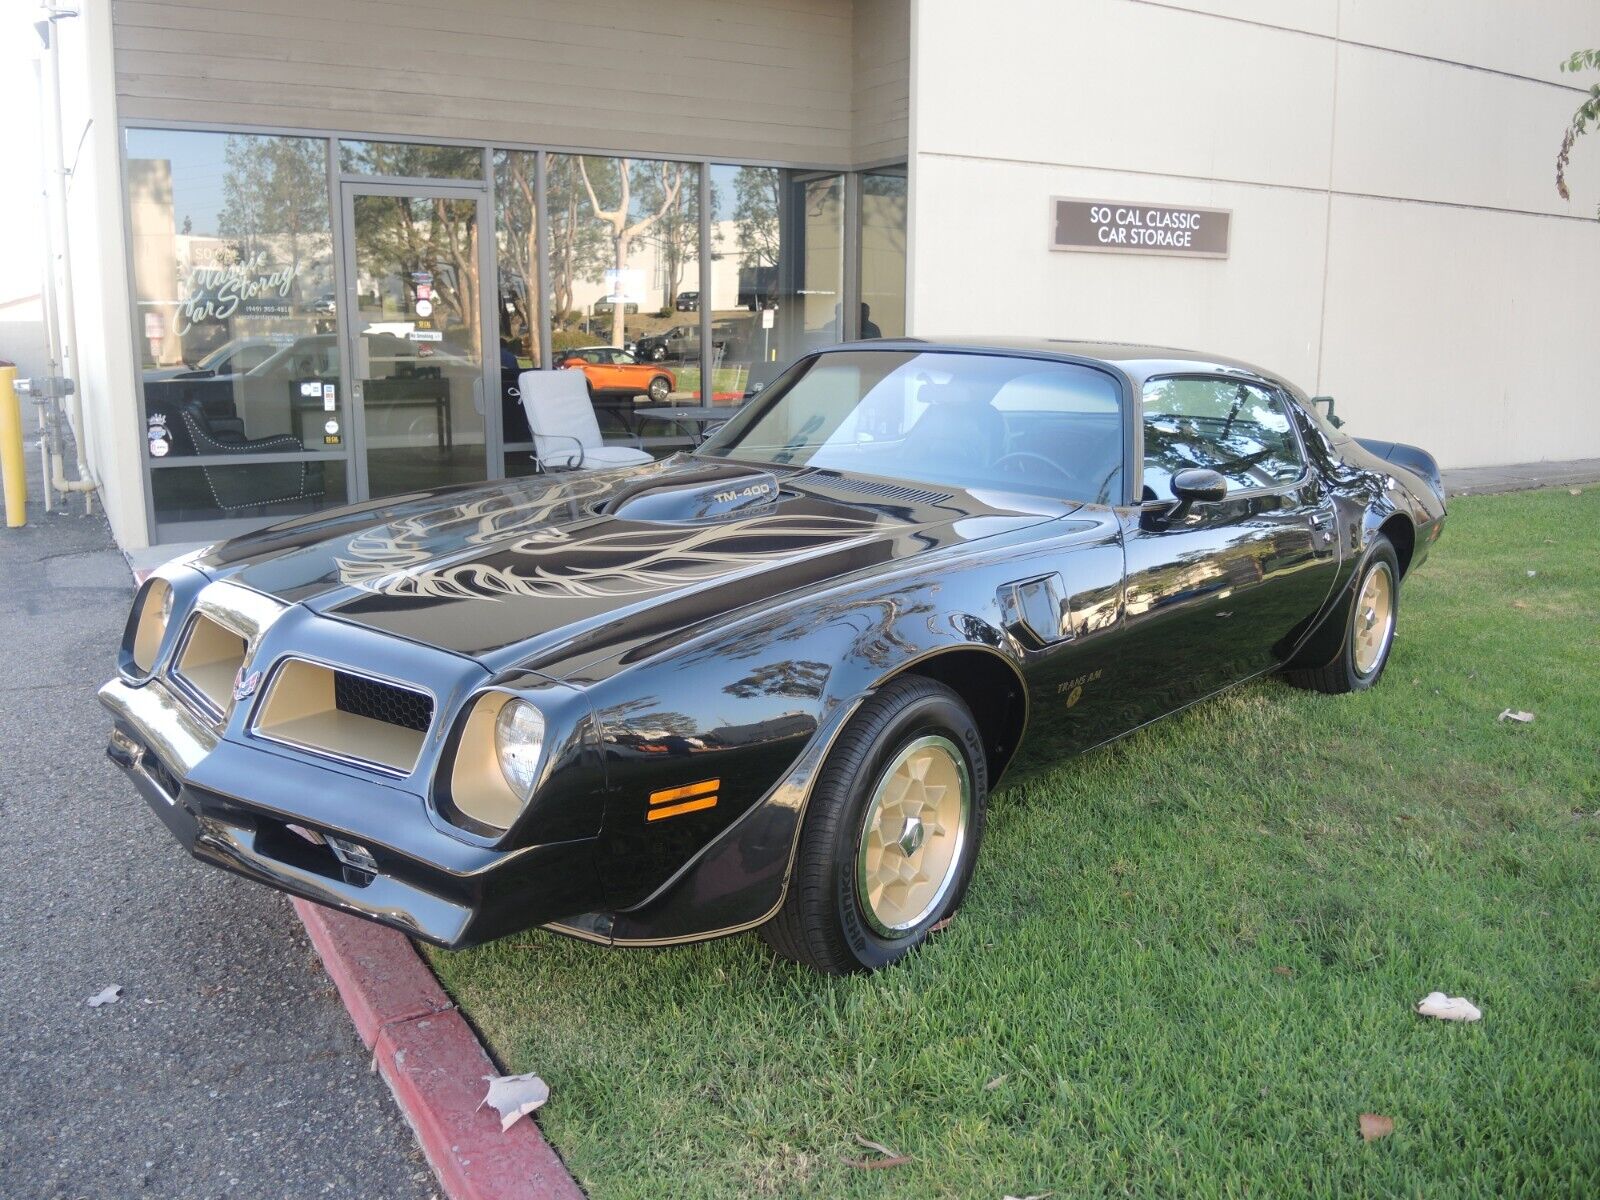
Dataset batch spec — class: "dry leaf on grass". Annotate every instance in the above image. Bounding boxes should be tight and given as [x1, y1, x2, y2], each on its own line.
[87, 985, 122, 1008]
[1004, 1193, 1053, 1200]
[1511, 599, 1529, 610]
[985, 1074, 1008, 1091]
[1496, 709, 1535, 724]
[1359, 1113, 1394, 1142]
[479, 1072, 550, 1132]
[1570, 488, 1583, 496]
[843, 1133, 911, 1170]
[1271, 965, 1295, 977]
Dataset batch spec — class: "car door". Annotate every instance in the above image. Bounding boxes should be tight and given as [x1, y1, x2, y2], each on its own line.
[611, 350, 650, 391]
[1117, 375, 1339, 718]
[586, 348, 624, 391]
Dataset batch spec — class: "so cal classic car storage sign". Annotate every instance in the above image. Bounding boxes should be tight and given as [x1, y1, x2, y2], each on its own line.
[1051, 198, 1231, 259]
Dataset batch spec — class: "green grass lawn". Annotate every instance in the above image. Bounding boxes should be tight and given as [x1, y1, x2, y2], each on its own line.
[430, 487, 1600, 1198]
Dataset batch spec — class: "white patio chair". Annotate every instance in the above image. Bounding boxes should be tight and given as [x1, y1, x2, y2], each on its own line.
[517, 369, 653, 472]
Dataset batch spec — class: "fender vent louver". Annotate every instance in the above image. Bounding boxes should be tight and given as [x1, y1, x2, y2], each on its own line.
[807, 472, 953, 507]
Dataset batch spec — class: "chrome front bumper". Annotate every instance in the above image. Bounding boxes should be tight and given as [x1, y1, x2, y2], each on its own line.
[98, 677, 600, 947]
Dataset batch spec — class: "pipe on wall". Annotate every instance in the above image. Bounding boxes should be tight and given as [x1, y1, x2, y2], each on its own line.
[36, 7, 98, 512]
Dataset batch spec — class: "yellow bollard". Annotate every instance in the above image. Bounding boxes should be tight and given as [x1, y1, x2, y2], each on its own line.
[0, 365, 26, 527]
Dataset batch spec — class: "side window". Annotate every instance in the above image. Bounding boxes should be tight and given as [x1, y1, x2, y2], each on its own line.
[1141, 378, 1303, 499]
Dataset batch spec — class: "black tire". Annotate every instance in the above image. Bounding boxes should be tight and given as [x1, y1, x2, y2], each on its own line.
[1286, 535, 1401, 694]
[759, 676, 988, 974]
[647, 376, 671, 402]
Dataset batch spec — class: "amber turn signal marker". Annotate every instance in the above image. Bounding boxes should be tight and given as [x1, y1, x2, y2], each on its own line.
[647, 778, 718, 821]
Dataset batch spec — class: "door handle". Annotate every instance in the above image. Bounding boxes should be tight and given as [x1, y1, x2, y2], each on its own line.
[1309, 508, 1338, 549]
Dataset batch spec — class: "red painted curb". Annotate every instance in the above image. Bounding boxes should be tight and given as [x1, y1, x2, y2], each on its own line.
[292, 898, 585, 1200]
[295, 897, 453, 1047]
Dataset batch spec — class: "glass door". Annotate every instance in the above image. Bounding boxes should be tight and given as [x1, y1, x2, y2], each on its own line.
[342, 186, 492, 499]
[771, 172, 844, 374]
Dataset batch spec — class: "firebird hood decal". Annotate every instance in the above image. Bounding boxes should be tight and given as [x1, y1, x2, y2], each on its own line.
[200, 458, 1066, 666]
[334, 511, 880, 602]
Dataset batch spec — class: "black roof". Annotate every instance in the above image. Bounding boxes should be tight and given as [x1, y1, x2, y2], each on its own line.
[826, 336, 1298, 393]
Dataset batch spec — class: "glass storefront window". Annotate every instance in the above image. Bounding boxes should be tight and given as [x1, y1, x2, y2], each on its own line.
[494, 150, 540, 448]
[545, 154, 700, 441]
[151, 461, 347, 537]
[859, 170, 907, 340]
[708, 164, 779, 402]
[791, 174, 846, 354]
[126, 127, 903, 541]
[708, 167, 845, 400]
[339, 140, 483, 180]
[126, 128, 345, 538]
[348, 191, 489, 499]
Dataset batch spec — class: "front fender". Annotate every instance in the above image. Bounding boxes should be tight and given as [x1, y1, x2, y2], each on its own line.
[552, 535, 1064, 945]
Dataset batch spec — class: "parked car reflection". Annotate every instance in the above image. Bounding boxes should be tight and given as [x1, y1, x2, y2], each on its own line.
[634, 325, 726, 363]
[143, 336, 282, 383]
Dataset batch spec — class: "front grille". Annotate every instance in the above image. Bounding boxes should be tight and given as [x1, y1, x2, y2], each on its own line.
[253, 659, 433, 775]
[334, 671, 432, 732]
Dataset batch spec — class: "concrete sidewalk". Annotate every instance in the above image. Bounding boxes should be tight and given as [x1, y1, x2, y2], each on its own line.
[0, 486, 432, 1197]
[1441, 457, 1600, 496]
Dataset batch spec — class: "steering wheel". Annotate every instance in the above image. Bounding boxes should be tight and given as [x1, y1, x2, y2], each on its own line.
[994, 451, 1074, 485]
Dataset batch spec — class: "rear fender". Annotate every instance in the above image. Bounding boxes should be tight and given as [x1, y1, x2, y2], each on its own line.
[1351, 437, 1445, 506]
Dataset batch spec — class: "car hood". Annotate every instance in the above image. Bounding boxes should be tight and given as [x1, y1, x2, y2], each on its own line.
[195, 457, 1072, 674]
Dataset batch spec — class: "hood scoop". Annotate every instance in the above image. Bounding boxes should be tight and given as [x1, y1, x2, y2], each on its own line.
[603, 467, 781, 523]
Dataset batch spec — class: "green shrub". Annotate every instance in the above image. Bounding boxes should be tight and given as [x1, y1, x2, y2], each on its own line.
[552, 329, 604, 353]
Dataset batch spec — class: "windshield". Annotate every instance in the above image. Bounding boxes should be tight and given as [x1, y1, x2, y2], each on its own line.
[698, 350, 1126, 504]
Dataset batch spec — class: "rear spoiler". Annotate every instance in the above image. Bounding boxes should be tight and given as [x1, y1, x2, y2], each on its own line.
[1354, 437, 1444, 501]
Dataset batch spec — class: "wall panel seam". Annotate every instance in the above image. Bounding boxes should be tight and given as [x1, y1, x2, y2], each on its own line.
[1123, 0, 1594, 95]
[917, 149, 1600, 224]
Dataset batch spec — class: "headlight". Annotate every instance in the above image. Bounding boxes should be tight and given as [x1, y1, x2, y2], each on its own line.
[445, 693, 548, 835]
[129, 578, 174, 674]
[495, 699, 546, 794]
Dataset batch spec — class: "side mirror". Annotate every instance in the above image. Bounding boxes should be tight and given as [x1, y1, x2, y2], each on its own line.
[1171, 467, 1228, 505]
[1151, 467, 1228, 524]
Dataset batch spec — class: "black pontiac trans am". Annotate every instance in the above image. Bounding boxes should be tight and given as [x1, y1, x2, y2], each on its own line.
[103, 339, 1446, 974]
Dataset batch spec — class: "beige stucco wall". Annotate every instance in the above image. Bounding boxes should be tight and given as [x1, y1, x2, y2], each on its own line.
[853, 0, 910, 166]
[909, 0, 1600, 468]
[114, 0, 906, 168]
[59, 0, 149, 548]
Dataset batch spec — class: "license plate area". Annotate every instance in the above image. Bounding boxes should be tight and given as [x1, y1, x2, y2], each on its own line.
[254, 816, 377, 888]
[142, 752, 182, 803]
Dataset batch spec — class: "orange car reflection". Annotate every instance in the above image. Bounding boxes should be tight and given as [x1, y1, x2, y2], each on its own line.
[559, 347, 675, 402]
